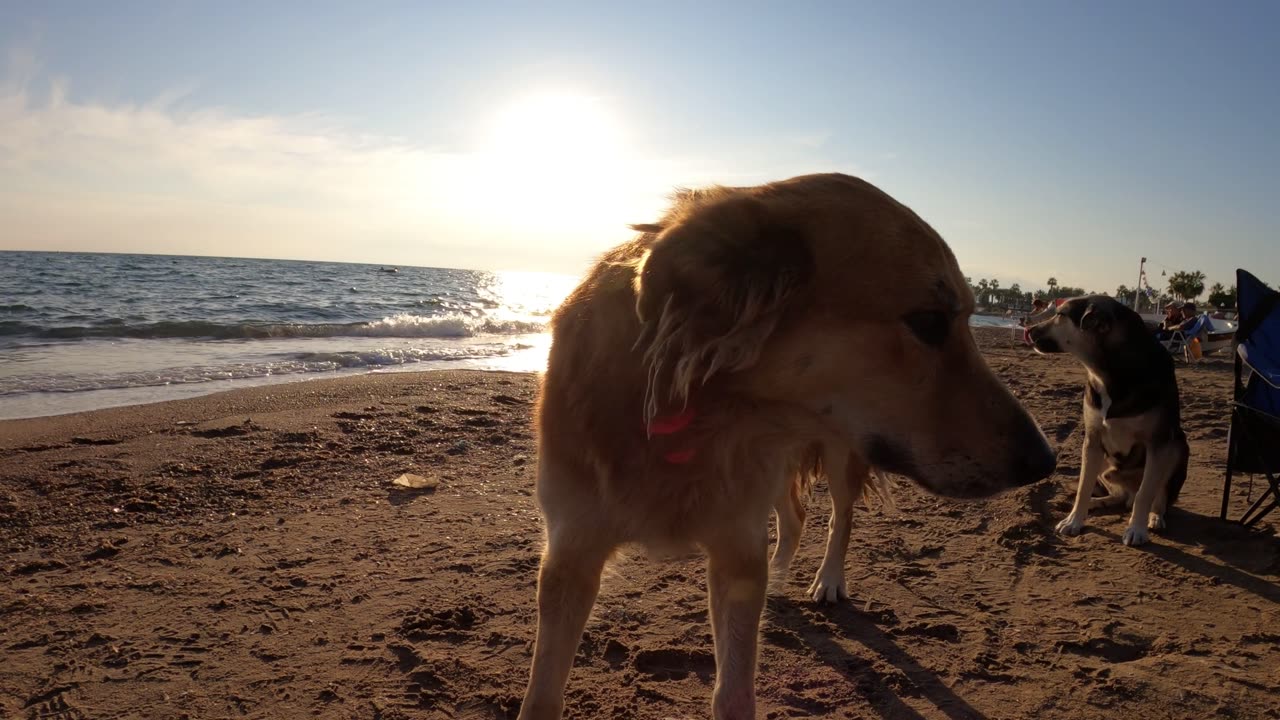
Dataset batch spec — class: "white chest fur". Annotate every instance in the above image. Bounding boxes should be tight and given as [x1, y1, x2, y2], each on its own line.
[1084, 373, 1154, 457]
[1087, 371, 1113, 425]
[1095, 413, 1153, 458]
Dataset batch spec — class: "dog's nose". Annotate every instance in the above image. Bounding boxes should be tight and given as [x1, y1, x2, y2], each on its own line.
[1010, 425, 1057, 485]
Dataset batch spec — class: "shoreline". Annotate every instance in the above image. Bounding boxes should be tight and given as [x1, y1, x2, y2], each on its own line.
[0, 324, 1021, 423]
[0, 340, 552, 423]
[0, 367, 535, 451]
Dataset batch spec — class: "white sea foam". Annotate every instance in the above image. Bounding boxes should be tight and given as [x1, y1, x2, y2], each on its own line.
[356, 313, 545, 338]
[0, 343, 533, 397]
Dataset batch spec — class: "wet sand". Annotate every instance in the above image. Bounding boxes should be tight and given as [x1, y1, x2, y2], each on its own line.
[2, 328, 1277, 719]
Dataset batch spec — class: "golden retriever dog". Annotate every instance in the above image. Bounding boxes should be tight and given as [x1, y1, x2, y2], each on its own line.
[769, 444, 894, 603]
[518, 173, 1056, 720]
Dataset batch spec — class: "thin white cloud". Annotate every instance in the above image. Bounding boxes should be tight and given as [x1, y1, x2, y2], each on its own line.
[0, 58, 875, 272]
[0, 78, 663, 270]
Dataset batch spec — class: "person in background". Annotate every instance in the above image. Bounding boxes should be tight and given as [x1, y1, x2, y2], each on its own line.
[1155, 301, 1205, 342]
[1023, 297, 1053, 326]
[1176, 300, 1210, 361]
[1179, 300, 1199, 324]
[1020, 297, 1054, 346]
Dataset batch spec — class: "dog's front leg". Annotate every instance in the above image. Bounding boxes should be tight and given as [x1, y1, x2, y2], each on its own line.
[1122, 450, 1174, 546]
[707, 529, 769, 720]
[518, 530, 613, 720]
[1057, 436, 1104, 536]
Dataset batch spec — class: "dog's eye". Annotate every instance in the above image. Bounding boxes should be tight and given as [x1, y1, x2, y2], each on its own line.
[902, 310, 950, 347]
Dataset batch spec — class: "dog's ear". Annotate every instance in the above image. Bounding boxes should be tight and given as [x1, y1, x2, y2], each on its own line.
[1080, 303, 1112, 335]
[633, 193, 812, 416]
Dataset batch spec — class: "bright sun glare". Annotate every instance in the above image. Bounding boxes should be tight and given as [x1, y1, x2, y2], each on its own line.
[472, 91, 635, 228]
[485, 91, 623, 167]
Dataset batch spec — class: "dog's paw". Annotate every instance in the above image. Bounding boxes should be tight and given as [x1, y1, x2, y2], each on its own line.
[806, 569, 848, 604]
[1121, 525, 1150, 546]
[1147, 513, 1166, 531]
[1055, 514, 1086, 536]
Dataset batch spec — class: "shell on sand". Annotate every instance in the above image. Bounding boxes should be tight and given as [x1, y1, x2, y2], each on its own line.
[391, 472, 439, 490]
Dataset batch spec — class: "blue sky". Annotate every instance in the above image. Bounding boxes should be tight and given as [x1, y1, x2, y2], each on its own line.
[1, 1, 1276, 295]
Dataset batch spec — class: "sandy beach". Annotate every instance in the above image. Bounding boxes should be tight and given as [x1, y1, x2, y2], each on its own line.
[2, 327, 1277, 719]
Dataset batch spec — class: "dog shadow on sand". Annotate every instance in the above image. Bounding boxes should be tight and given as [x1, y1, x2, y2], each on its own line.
[1092, 508, 1280, 605]
[765, 596, 987, 720]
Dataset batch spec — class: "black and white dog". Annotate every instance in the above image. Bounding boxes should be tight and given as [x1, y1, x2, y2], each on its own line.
[1028, 296, 1189, 546]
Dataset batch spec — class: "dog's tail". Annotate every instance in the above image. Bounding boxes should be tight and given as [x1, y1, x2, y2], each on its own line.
[833, 444, 895, 513]
[786, 445, 897, 514]
[790, 442, 823, 508]
[863, 468, 897, 514]
[844, 463, 896, 514]
[798, 445, 890, 512]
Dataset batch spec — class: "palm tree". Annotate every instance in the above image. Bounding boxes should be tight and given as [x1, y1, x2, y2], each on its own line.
[1207, 282, 1236, 308]
[1047, 277, 1059, 297]
[1168, 270, 1207, 301]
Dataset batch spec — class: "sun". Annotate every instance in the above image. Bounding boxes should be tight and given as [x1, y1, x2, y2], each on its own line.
[484, 91, 623, 169]
[443, 89, 661, 245]
[472, 91, 635, 223]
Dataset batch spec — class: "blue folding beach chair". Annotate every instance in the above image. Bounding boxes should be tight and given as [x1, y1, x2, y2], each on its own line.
[1220, 269, 1280, 528]
[1161, 313, 1211, 362]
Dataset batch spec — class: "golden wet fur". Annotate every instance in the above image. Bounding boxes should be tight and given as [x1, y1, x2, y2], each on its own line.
[518, 173, 1055, 720]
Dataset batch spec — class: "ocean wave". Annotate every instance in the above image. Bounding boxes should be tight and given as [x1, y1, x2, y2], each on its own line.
[969, 314, 1021, 329]
[0, 344, 523, 396]
[360, 313, 544, 337]
[0, 313, 547, 341]
[0, 304, 35, 312]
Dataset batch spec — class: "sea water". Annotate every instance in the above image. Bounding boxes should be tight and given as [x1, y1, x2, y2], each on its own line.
[0, 252, 575, 419]
[0, 251, 1020, 420]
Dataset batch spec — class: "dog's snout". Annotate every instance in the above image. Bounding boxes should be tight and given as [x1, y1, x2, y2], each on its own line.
[1028, 324, 1061, 354]
[1010, 423, 1057, 485]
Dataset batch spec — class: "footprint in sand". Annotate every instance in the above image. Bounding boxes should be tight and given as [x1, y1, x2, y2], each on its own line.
[632, 647, 716, 681]
[26, 687, 88, 720]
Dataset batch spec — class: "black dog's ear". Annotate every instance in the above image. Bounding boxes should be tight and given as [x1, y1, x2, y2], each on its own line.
[1080, 303, 1112, 335]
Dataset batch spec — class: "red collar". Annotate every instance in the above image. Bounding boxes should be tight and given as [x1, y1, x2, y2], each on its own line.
[647, 406, 697, 464]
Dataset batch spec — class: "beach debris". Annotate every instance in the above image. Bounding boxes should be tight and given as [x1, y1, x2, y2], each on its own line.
[71, 436, 120, 446]
[85, 538, 125, 561]
[123, 499, 161, 513]
[391, 473, 439, 490]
